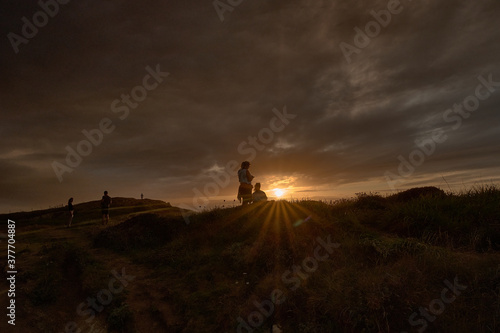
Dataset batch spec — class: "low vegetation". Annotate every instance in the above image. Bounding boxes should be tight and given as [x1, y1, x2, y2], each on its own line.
[3, 186, 499, 332]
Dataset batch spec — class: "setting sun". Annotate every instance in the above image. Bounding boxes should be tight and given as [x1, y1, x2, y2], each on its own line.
[274, 188, 285, 198]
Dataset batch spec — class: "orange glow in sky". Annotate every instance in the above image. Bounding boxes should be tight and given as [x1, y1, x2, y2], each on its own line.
[274, 188, 285, 198]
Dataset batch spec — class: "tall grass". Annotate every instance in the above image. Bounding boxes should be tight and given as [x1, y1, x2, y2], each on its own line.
[17, 187, 499, 332]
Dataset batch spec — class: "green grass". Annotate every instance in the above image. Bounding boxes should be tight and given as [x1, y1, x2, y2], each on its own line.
[23, 242, 108, 305]
[107, 303, 134, 332]
[86, 186, 499, 331]
[9, 187, 500, 332]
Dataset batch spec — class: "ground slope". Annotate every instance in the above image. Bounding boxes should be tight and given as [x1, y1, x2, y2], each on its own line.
[1, 188, 500, 332]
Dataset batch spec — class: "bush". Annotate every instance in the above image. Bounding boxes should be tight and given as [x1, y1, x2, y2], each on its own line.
[107, 303, 134, 332]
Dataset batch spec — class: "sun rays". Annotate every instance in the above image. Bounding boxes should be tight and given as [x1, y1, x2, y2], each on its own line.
[240, 200, 317, 269]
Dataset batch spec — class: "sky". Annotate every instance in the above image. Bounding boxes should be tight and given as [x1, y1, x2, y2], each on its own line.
[1, 0, 499, 213]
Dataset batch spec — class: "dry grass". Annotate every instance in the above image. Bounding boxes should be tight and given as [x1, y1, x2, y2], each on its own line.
[3, 187, 500, 332]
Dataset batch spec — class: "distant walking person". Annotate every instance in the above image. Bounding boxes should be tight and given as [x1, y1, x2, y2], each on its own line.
[141, 193, 144, 200]
[67, 197, 74, 227]
[237, 161, 254, 205]
[101, 191, 112, 225]
[252, 183, 268, 203]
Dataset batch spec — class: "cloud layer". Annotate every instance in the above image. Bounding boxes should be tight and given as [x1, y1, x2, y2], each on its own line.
[1, 0, 499, 212]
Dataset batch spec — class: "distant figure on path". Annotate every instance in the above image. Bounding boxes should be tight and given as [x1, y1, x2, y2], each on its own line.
[141, 193, 144, 200]
[67, 197, 74, 227]
[101, 191, 112, 225]
[252, 183, 267, 203]
[237, 161, 254, 205]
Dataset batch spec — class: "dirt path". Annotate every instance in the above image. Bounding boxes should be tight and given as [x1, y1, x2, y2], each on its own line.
[2, 218, 178, 333]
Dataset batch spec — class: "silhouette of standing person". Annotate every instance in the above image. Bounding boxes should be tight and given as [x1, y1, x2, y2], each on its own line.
[67, 197, 74, 227]
[252, 183, 268, 203]
[237, 161, 254, 205]
[101, 191, 112, 225]
[141, 193, 144, 200]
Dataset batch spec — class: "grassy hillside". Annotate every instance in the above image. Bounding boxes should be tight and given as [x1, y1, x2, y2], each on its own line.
[0, 197, 172, 228]
[1, 187, 499, 332]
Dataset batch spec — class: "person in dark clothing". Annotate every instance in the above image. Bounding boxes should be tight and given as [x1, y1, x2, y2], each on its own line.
[101, 191, 112, 225]
[237, 161, 254, 205]
[67, 197, 74, 227]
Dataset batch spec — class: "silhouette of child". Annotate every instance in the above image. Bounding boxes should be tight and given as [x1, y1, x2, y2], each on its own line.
[252, 183, 268, 203]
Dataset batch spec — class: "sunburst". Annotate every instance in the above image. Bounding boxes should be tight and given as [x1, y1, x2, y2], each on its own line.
[274, 188, 285, 198]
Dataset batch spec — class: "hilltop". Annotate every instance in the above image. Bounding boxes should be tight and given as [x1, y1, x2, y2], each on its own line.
[1, 187, 499, 332]
[0, 197, 173, 228]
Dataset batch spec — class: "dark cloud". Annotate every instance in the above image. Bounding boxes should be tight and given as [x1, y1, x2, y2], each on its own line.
[1, 0, 499, 212]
